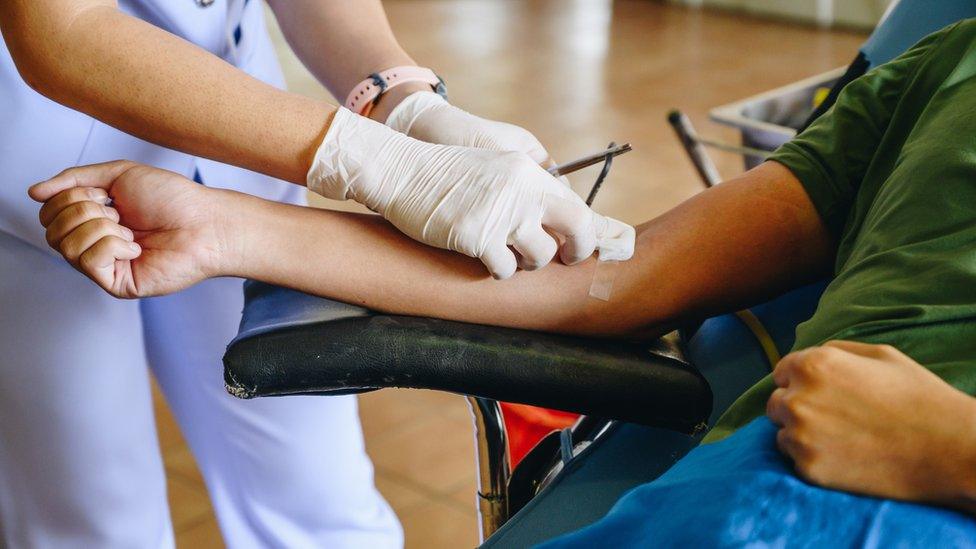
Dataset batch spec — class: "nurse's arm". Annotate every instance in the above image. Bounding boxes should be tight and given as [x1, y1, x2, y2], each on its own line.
[0, 0, 334, 184]
[31, 160, 833, 338]
[265, 0, 432, 123]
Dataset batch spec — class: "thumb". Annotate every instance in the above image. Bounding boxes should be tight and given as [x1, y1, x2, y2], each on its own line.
[593, 215, 636, 261]
[29, 160, 136, 202]
[522, 136, 552, 167]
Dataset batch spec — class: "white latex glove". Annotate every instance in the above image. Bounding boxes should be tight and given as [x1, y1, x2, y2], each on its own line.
[308, 107, 634, 279]
[386, 91, 559, 172]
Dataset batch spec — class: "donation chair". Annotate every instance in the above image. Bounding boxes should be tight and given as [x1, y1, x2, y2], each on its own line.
[223, 2, 974, 545]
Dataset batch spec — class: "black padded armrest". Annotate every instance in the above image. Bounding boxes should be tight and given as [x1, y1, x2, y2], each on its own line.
[223, 282, 712, 433]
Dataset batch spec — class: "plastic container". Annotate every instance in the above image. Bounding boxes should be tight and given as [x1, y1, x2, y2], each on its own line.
[709, 67, 845, 169]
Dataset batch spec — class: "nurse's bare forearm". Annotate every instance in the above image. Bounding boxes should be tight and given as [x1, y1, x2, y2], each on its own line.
[218, 162, 833, 337]
[0, 2, 332, 184]
[266, 0, 429, 122]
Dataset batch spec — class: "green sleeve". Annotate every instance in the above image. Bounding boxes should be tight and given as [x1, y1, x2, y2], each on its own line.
[768, 23, 955, 238]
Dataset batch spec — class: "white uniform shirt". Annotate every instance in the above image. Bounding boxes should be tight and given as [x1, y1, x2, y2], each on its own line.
[0, 0, 302, 252]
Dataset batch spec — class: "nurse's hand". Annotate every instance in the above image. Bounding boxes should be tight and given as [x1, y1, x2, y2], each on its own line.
[385, 91, 560, 172]
[28, 161, 223, 298]
[309, 108, 634, 280]
[766, 340, 976, 513]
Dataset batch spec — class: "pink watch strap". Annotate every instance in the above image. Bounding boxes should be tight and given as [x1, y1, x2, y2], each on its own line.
[344, 66, 444, 117]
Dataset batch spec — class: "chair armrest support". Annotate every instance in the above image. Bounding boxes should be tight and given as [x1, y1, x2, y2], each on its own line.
[223, 282, 712, 433]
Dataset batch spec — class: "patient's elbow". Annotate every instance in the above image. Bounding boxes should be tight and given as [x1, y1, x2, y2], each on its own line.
[6, 35, 68, 103]
[11, 55, 55, 98]
[2, 6, 106, 102]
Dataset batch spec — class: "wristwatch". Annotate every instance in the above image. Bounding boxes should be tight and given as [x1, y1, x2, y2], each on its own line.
[344, 66, 448, 117]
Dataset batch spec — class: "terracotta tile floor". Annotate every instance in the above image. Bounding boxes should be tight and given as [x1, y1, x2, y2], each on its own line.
[156, 2, 865, 547]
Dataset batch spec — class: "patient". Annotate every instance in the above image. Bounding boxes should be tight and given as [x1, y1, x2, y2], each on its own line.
[30, 20, 976, 544]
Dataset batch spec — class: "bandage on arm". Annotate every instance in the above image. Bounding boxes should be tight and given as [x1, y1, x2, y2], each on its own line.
[224, 161, 833, 338]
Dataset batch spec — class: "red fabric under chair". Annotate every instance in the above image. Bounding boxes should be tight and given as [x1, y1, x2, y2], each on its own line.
[500, 402, 579, 467]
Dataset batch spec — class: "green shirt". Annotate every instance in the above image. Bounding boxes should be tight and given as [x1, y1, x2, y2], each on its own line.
[708, 20, 976, 442]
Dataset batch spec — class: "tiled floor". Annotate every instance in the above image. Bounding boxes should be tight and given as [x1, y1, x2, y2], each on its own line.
[156, 2, 866, 547]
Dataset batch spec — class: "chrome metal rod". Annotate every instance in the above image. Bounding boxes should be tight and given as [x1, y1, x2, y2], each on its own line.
[548, 143, 632, 177]
[668, 110, 722, 187]
[466, 396, 511, 542]
[695, 137, 771, 159]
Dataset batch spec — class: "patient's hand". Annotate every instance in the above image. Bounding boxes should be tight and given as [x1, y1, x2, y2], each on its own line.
[767, 340, 976, 514]
[29, 161, 227, 298]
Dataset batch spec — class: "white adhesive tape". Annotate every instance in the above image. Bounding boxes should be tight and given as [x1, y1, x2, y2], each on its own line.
[588, 258, 620, 301]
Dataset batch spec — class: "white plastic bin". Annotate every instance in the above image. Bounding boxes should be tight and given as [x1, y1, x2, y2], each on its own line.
[709, 67, 846, 169]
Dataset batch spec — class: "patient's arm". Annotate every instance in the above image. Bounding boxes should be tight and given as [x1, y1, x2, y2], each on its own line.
[29, 160, 832, 338]
[231, 161, 831, 337]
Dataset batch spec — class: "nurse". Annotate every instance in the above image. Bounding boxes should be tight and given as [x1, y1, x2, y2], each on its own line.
[0, 1, 627, 547]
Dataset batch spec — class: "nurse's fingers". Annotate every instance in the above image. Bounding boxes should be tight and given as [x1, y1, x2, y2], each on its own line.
[39, 187, 111, 227]
[479, 243, 518, 280]
[58, 218, 135, 265]
[45, 201, 120, 251]
[78, 236, 141, 293]
[511, 223, 558, 271]
[541, 194, 597, 265]
[593, 215, 636, 262]
[28, 160, 137, 202]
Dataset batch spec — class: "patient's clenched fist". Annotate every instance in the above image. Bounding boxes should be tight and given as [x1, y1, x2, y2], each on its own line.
[29, 160, 225, 298]
[766, 340, 976, 508]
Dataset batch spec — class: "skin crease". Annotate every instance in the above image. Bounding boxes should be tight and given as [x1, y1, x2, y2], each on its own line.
[27, 159, 976, 516]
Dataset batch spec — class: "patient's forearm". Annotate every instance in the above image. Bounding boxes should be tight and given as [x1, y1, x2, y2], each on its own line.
[221, 161, 832, 337]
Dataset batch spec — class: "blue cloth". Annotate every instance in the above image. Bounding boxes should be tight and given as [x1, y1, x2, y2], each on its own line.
[541, 418, 976, 548]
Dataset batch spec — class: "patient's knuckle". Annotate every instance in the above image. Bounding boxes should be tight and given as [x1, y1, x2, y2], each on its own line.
[58, 237, 79, 261]
[78, 254, 94, 273]
[785, 427, 819, 461]
[766, 390, 783, 416]
[812, 346, 840, 363]
[782, 393, 807, 421]
[71, 201, 100, 220]
[78, 248, 101, 272]
[55, 166, 77, 180]
[875, 344, 900, 358]
[801, 349, 836, 377]
[69, 186, 91, 200]
[93, 217, 116, 233]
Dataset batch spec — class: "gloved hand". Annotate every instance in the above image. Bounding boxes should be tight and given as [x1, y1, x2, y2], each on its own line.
[386, 91, 560, 172]
[308, 107, 634, 279]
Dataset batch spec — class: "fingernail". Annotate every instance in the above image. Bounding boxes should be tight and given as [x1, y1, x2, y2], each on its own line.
[128, 242, 141, 253]
[121, 227, 134, 240]
[102, 206, 119, 221]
